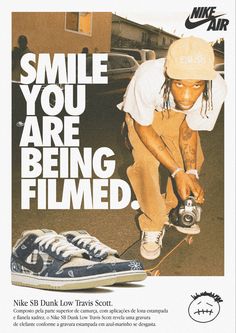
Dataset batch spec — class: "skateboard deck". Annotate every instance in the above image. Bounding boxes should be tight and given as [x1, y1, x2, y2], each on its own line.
[120, 226, 193, 276]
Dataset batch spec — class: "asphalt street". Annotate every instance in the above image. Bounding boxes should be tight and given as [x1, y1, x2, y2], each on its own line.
[12, 91, 224, 276]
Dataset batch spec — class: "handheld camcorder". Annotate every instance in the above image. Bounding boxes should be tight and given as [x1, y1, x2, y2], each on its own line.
[169, 196, 202, 228]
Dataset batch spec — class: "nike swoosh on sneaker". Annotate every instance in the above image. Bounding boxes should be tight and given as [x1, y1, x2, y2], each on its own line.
[185, 14, 224, 29]
[13, 254, 44, 273]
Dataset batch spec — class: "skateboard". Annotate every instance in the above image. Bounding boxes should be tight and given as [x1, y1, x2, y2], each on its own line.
[120, 226, 194, 276]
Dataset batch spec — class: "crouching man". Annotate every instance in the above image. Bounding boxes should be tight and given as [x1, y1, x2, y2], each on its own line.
[118, 37, 226, 260]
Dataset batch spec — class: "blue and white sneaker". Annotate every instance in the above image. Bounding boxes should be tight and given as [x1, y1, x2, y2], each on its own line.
[11, 229, 124, 290]
[61, 230, 147, 283]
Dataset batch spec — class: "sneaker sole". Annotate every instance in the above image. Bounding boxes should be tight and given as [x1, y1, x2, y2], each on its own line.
[111, 271, 147, 284]
[11, 272, 115, 290]
[140, 247, 161, 260]
[173, 224, 200, 235]
[11, 271, 147, 290]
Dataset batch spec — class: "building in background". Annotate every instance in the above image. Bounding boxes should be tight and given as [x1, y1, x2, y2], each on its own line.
[12, 12, 224, 64]
[12, 12, 112, 54]
[112, 14, 224, 63]
[112, 14, 179, 58]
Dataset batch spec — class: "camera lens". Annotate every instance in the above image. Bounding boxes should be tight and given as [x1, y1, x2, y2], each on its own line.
[184, 215, 193, 223]
[181, 213, 195, 227]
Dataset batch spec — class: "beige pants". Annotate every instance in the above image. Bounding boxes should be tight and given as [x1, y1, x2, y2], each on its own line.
[125, 110, 204, 231]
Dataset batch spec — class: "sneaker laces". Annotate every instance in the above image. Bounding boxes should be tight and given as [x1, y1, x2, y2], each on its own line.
[142, 230, 165, 247]
[34, 232, 86, 258]
[72, 234, 117, 257]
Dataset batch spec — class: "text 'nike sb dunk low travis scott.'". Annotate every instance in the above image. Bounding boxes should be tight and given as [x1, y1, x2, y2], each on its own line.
[11, 230, 124, 291]
[61, 230, 147, 284]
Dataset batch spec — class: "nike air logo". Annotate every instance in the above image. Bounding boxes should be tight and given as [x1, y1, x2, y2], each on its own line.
[13, 254, 44, 273]
[185, 14, 224, 29]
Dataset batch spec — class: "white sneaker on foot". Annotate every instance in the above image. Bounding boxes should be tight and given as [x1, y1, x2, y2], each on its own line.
[140, 229, 165, 260]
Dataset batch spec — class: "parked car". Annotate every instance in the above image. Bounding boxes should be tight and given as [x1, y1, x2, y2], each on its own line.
[111, 48, 156, 64]
[86, 52, 139, 97]
[214, 63, 224, 78]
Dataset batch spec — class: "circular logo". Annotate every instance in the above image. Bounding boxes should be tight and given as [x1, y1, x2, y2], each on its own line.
[188, 292, 222, 323]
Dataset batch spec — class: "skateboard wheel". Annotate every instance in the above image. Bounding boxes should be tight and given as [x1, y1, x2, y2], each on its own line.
[186, 236, 193, 245]
[146, 269, 161, 276]
[152, 269, 161, 276]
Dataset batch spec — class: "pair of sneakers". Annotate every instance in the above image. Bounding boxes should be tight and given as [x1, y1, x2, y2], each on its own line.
[140, 223, 200, 260]
[11, 229, 147, 290]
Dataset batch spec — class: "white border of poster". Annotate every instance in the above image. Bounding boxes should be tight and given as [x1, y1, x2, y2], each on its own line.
[0, 0, 235, 332]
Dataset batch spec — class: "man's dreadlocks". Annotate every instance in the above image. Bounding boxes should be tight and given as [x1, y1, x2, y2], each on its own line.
[160, 77, 213, 118]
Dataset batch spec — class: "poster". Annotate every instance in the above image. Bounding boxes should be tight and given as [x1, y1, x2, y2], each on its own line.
[0, 0, 235, 332]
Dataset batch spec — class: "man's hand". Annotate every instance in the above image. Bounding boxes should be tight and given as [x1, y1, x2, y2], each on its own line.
[175, 171, 205, 204]
[188, 174, 205, 204]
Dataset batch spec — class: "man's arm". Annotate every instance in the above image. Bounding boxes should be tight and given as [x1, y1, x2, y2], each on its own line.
[133, 119, 202, 202]
[179, 119, 204, 203]
[179, 118, 197, 170]
[134, 121, 179, 173]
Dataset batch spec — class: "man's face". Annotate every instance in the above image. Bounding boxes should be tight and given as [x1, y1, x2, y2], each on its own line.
[170, 79, 205, 111]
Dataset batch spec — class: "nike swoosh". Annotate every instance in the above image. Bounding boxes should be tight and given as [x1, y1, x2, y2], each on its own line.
[13, 254, 44, 273]
[185, 14, 224, 29]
